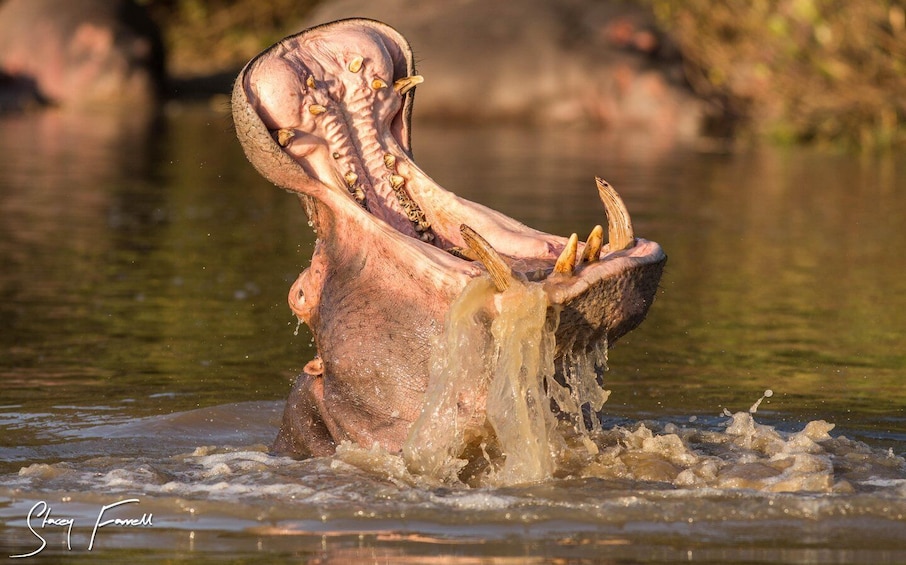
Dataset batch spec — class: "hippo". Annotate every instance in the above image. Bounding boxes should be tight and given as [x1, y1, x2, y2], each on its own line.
[0, 0, 165, 111]
[303, 0, 705, 136]
[232, 19, 666, 464]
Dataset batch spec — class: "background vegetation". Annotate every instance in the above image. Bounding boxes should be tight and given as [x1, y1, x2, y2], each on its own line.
[144, 0, 320, 76]
[648, 0, 906, 148]
[144, 0, 905, 147]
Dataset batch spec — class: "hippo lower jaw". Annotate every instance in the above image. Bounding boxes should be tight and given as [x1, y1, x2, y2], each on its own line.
[232, 19, 666, 459]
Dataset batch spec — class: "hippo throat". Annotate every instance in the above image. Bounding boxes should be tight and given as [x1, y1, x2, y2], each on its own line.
[232, 19, 666, 461]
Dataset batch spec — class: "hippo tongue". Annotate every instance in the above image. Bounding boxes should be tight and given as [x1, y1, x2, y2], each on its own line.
[232, 18, 665, 350]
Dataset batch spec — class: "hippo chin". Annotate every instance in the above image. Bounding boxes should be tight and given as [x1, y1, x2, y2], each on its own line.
[232, 19, 666, 461]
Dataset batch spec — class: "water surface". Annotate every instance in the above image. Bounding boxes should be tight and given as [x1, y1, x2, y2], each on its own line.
[1, 105, 904, 562]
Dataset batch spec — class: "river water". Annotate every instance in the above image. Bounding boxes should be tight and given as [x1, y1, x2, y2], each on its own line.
[0, 104, 904, 563]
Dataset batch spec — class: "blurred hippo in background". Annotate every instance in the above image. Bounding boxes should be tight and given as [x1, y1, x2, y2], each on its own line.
[303, 0, 706, 137]
[0, 0, 165, 112]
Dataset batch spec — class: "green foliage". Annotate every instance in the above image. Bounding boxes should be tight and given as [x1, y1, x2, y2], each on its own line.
[647, 0, 906, 147]
[144, 0, 321, 76]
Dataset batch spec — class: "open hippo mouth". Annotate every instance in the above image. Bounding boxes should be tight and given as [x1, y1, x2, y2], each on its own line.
[232, 19, 666, 463]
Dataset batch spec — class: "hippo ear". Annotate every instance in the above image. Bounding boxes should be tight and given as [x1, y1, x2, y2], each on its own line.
[332, 18, 417, 155]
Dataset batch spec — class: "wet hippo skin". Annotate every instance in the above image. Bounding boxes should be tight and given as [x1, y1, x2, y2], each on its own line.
[232, 19, 666, 460]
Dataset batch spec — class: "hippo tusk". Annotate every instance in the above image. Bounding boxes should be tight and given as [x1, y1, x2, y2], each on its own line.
[553, 233, 579, 275]
[580, 225, 604, 264]
[393, 75, 424, 95]
[460, 224, 514, 292]
[596, 178, 634, 251]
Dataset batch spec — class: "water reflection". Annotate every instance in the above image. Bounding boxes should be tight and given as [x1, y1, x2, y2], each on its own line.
[415, 124, 906, 434]
[0, 106, 311, 419]
[608, 148, 906, 434]
[0, 106, 904, 561]
[0, 109, 162, 396]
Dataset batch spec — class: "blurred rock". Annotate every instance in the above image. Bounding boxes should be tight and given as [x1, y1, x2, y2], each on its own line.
[0, 0, 165, 112]
[304, 0, 705, 138]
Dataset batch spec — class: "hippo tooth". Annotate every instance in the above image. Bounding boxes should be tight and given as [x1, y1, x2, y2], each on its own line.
[371, 78, 388, 90]
[580, 225, 604, 264]
[446, 246, 478, 261]
[554, 233, 579, 275]
[344, 171, 358, 187]
[348, 56, 364, 73]
[393, 75, 424, 95]
[308, 104, 327, 115]
[460, 224, 513, 292]
[306, 75, 316, 89]
[389, 174, 405, 189]
[383, 153, 397, 169]
[596, 178, 634, 251]
[353, 187, 366, 202]
[275, 128, 295, 148]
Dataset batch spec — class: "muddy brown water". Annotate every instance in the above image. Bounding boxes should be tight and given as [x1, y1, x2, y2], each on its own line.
[0, 105, 904, 563]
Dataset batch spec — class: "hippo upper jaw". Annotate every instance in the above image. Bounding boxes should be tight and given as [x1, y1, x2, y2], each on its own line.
[232, 18, 666, 457]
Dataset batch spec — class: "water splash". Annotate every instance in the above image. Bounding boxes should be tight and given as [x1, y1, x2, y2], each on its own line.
[549, 343, 611, 441]
[484, 279, 560, 484]
[401, 277, 498, 483]
[393, 277, 906, 493]
[403, 277, 610, 486]
[749, 388, 774, 413]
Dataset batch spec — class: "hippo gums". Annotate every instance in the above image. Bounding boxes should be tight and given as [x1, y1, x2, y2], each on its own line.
[232, 19, 666, 466]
